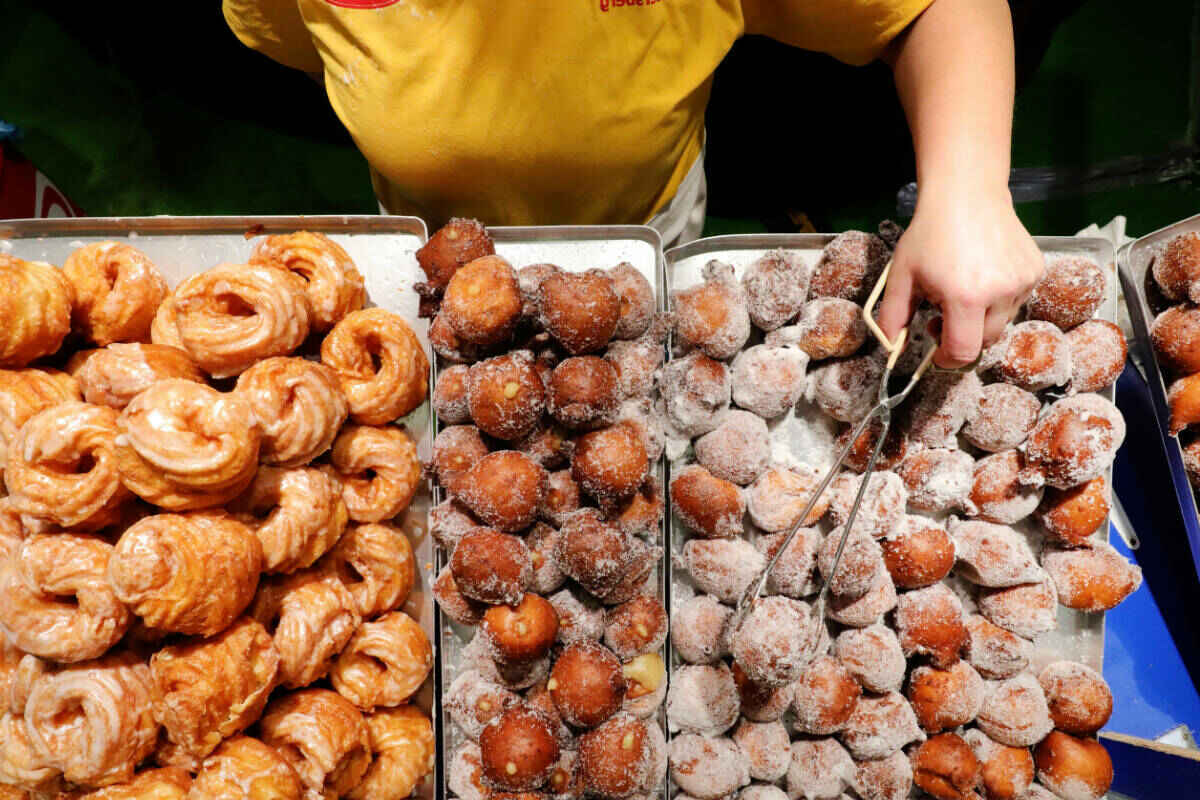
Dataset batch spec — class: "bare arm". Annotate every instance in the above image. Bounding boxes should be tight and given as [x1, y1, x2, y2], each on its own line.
[876, 0, 1044, 367]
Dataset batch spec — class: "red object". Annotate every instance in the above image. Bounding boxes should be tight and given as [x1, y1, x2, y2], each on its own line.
[0, 144, 83, 220]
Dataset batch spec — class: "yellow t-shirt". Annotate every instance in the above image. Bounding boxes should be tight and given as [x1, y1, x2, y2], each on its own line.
[224, 0, 932, 227]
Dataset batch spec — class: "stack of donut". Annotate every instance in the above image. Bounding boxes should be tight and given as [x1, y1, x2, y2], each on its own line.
[665, 232, 1134, 800]
[0, 233, 434, 799]
[1149, 230, 1200, 490]
[423, 220, 670, 800]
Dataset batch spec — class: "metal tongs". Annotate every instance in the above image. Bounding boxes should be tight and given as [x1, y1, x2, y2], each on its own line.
[727, 262, 938, 648]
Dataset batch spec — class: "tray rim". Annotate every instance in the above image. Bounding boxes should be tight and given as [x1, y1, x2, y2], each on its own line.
[0, 214, 429, 239]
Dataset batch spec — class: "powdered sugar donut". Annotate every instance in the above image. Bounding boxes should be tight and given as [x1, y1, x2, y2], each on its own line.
[608, 262, 656, 340]
[741, 249, 811, 331]
[977, 574, 1059, 638]
[834, 623, 906, 694]
[826, 470, 907, 540]
[746, 464, 831, 532]
[731, 345, 808, 419]
[817, 528, 883, 599]
[850, 751, 913, 800]
[786, 298, 868, 361]
[548, 588, 606, 645]
[977, 673, 1054, 748]
[757, 527, 821, 598]
[897, 448, 973, 514]
[445, 669, 520, 740]
[964, 613, 1032, 679]
[787, 737, 854, 800]
[967, 450, 1044, 524]
[948, 518, 1042, 587]
[668, 734, 751, 800]
[1153, 231, 1200, 303]
[981, 321, 1072, 392]
[694, 410, 771, 485]
[732, 719, 791, 782]
[666, 663, 740, 736]
[681, 538, 765, 603]
[826, 569, 897, 628]
[906, 660, 986, 734]
[879, 515, 955, 590]
[1066, 320, 1127, 394]
[732, 661, 794, 723]
[790, 654, 862, 735]
[1041, 541, 1143, 612]
[893, 583, 968, 668]
[1027, 255, 1105, 330]
[670, 594, 732, 664]
[730, 596, 819, 686]
[962, 382, 1040, 453]
[659, 352, 731, 439]
[838, 691, 925, 760]
[1021, 394, 1126, 490]
[809, 231, 890, 303]
[671, 464, 746, 540]
[1151, 304, 1200, 374]
[808, 353, 885, 423]
[673, 260, 751, 360]
[901, 370, 983, 449]
[606, 337, 663, 400]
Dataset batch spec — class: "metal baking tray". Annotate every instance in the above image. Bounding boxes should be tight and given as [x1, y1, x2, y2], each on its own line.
[664, 233, 1118, 681]
[1117, 213, 1200, 578]
[432, 225, 670, 800]
[0, 214, 439, 798]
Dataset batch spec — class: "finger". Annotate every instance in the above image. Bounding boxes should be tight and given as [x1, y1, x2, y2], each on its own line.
[981, 304, 1010, 348]
[875, 265, 917, 344]
[935, 301, 986, 369]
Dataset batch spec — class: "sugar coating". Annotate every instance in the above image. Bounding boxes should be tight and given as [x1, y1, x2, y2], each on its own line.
[525, 523, 567, 594]
[681, 538, 765, 603]
[746, 464, 829, 533]
[1150, 304, 1200, 374]
[434, 565, 487, 627]
[968, 450, 1044, 524]
[1041, 541, 1143, 612]
[466, 351, 547, 441]
[432, 424, 490, 491]
[455, 450, 548, 533]
[1027, 255, 1106, 330]
[445, 669, 519, 740]
[1066, 320, 1126, 394]
[894, 582, 967, 666]
[618, 398, 666, 464]
[606, 337, 663, 400]
[608, 262, 656, 340]
[962, 728, 1035, 798]
[730, 596, 818, 687]
[430, 499, 479, 551]
[670, 593, 732, 664]
[433, 364, 472, 424]
[826, 569, 898, 628]
[981, 321, 1073, 392]
[838, 691, 925, 760]
[809, 231, 890, 303]
[603, 595, 668, 660]
[1038, 660, 1112, 733]
[734, 661, 796, 722]
[740, 784, 789, 800]
[448, 741, 487, 800]
[787, 737, 854, 800]
[898, 448, 973, 514]
[659, 352, 731, 439]
[554, 508, 635, 595]
[850, 751, 913, 800]
[879, 514, 956, 589]
[517, 262, 562, 321]
[790, 654, 861, 735]
[668, 733, 751, 800]
[977, 672, 1055, 747]
[731, 345, 809, 420]
[742, 249, 812, 331]
[757, 528, 821, 598]
[834, 623, 906, 694]
[695, 410, 771, 486]
[902, 370, 983, 449]
[670, 463, 747, 540]
[827, 470, 908, 540]
[817, 527, 883, 598]
[963, 382, 1041, 453]
[673, 260, 752, 360]
[788, 298, 868, 361]
[1022, 394, 1126, 490]
[948, 518, 1042, 587]
[458, 632, 549, 691]
[732, 719, 792, 782]
[1154, 231, 1200, 303]
[964, 613, 1033, 679]
[666, 663, 741, 735]
[808, 353, 885, 423]
[906, 660, 986, 733]
[977, 574, 1059, 638]
[547, 588, 606, 645]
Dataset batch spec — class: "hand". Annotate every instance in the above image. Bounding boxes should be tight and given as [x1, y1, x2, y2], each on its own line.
[876, 188, 1044, 368]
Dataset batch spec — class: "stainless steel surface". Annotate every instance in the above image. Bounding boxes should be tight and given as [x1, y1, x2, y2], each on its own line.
[0, 215, 439, 799]
[431, 224, 669, 800]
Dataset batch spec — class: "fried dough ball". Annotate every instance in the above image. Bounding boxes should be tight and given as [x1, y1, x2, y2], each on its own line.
[582, 713, 667, 798]
[482, 593, 559, 665]
[746, 467, 827, 539]
[977, 574, 1059, 638]
[968, 450, 1044, 524]
[259, 689, 371, 799]
[906, 660, 986, 734]
[730, 344, 809, 419]
[834, 623, 906, 694]
[964, 614, 1032, 681]
[894, 583, 968, 668]
[851, 751, 914, 800]
[731, 596, 819, 687]
[446, 670, 520, 741]
[1038, 661, 1112, 735]
[977, 673, 1054, 748]
[670, 463, 745, 540]
[694, 410, 770, 486]
[809, 231, 889, 303]
[617, 397, 665, 464]
[448, 741, 487, 800]
[963, 729, 1034, 800]
[328, 424, 422, 523]
[835, 416, 909, 473]
[416, 218, 495, 302]
[786, 737, 854, 800]
[1154, 230, 1200, 303]
[788, 297, 867, 360]
[659, 351, 731, 438]
[740, 249, 811, 331]
[827, 469, 907, 540]
[670, 594, 731, 665]
[538, 270, 621, 355]
[757, 527, 821, 598]
[1036, 475, 1109, 547]
[1026, 256, 1105, 330]
[547, 640, 626, 728]
[1033, 732, 1112, 800]
[433, 364, 472, 424]
[826, 566, 898, 628]
[1169, 372, 1200, 435]
[1065, 319, 1127, 395]
[809, 353, 885, 423]
[442, 255, 523, 346]
[572, 422, 649, 507]
[681, 538, 764, 603]
[880, 516, 955, 589]
[791, 654, 861, 735]
[604, 596, 667, 660]
[669, 733, 750, 800]
[468, 352, 547, 441]
[981, 321, 1072, 391]
[606, 336, 663, 400]
[732, 720, 791, 783]
[1024, 395, 1124, 490]
[666, 662, 739, 736]
[902, 370, 984, 450]
[1150, 304, 1200, 374]
[1042, 540, 1142, 612]
[456, 451, 549, 533]
[608, 263, 655, 340]
[554, 509, 634, 596]
[432, 425, 491, 494]
[433, 566, 487, 627]
[619, 652, 667, 719]
[70, 343, 203, 411]
[948, 518, 1041, 588]
[517, 263, 564, 323]
[817, 528, 883, 598]
[548, 588, 606, 645]
[525, 522, 567, 594]
[595, 537, 659, 607]
[911, 733, 981, 800]
[898, 448, 973, 514]
[346, 705, 436, 800]
[838, 691, 926, 761]
[460, 631, 551, 692]
[450, 528, 532, 606]
[329, 611, 433, 710]
[962, 383, 1041, 453]
[673, 260, 751, 360]
[429, 310, 484, 363]
[480, 706, 561, 791]
[0, 255, 73, 367]
[549, 356, 619, 430]
[731, 660, 793, 723]
[516, 420, 573, 470]
[604, 475, 664, 539]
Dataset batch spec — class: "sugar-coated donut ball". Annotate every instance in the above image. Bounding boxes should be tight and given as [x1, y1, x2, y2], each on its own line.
[548, 588, 605, 645]
[604, 596, 667, 661]
[894, 582, 968, 668]
[434, 565, 488, 626]
[572, 422, 649, 507]
[540, 470, 582, 528]
[1154, 230, 1200, 303]
[740, 784, 788, 800]
[517, 262, 563, 322]
[659, 351, 731, 439]
[905, 661, 986, 734]
[964, 613, 1032, 680]
[947, 518, 1042, 588]
[432, 424, 491, 494]
[455, 451, 549, 532]
[443, 255, 523, 346]
[538, 270, 620, 355]
[479, 705, 561, 790]
[1066, 319, 1127, 394]
[579, 714, 667, 799]
[446, 669, 520, 740]
[1036, 475, 1110, 547]
[1038, 661, 1113, 735]
[605, 337, 663, 400]
[483, 593, 559, 664]
[450, 527, 533, 605]
[741, 249, 811, 331]
[746, 464, 830, 532]
[617, 397, 665, 464]
[817, 527, 883, 599]
[826, 568, 898, 628]
[758, 527, 821, 598]
[604, 475, 664, 539]
[977, 672, 1054, 748]
[730, 344, 808, 419]
[902, 370, 983, 449]
[839, 691, 926, 761]
[681, 538, 764, 603]
[431, 499, 480, 552]
[449, 741, 488, 800]
[981, 321, 1072, 392]
[554, 509, 634, 597]
[1169, 372, 1200, 435]
[525, 523, 567, 595]
[809, 231, 890, 303]
[666, 663, 740, 736]
[548, 640, 626, 728]
[1034, 731, 1113, 800]
[787, 737, 854, 800]
[622, 652, 668, 720]
[417, 217, 494, 295]
[1150, 304, 1200, 374]
[459, 632, 550, 691]
[607, 262, 655, 340]
[670, 594, 731, 665]
[668, 733, 751, 800]
[730, 596, 819, 687]
[787, 297, 868, 360]
[1027, 255, 1105, 330]
[834, 623, 906, 694]
[434, 364, 472, 424]
[673, 260, 751, 360]
[589, 535, 660, 608]
[429, 309, 483, 363]
[850, 751, 913, 800]
[732, 719, 792, 782]
[670, 463, 746, 540]
[694, 410, 771, 486]
[911, 733, 981, 800]
[1041, 540, 1143, 612]
[836, 417, 909, 473]
[467, 352, 546, 441]
[977, 575, 1060, 639]
[968, 449, 1044, 525]
[515, 420, 573, 470]
[791, 654, 862, 735]
[726, 661, 790, 723]
[963, 728, 1034, 800]
[809, 352, 885, 423]
[962, 382, 1041, 453]
[879, 516, 955, 590]
[898, 448, 974, 514]
[549, 356, 620, 430]
[827, 469, 907, 540]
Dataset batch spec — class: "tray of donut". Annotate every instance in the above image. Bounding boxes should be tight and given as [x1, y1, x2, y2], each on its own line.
[0, 215, 441, 799]
[660, 230, 1138, 800]
[1117, 213, 1200, 562]
[423, 222, 673, 800]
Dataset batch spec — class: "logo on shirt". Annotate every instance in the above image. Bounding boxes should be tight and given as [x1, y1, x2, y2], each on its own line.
[324, 0, 401, 8]
[600, 0, 662, 10]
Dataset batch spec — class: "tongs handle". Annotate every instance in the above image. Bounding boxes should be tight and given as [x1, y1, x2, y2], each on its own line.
[863, 260, 936, 380]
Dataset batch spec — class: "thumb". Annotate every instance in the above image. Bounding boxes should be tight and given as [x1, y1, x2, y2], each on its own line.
[874, 263, 916, 344]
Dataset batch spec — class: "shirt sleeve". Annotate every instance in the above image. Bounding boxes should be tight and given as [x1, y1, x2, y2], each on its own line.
[222, 0, 324, 74]
[744, 0, 936, 65]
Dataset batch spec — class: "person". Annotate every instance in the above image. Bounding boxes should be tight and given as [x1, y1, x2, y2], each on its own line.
[223, 0, 1044, 368]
